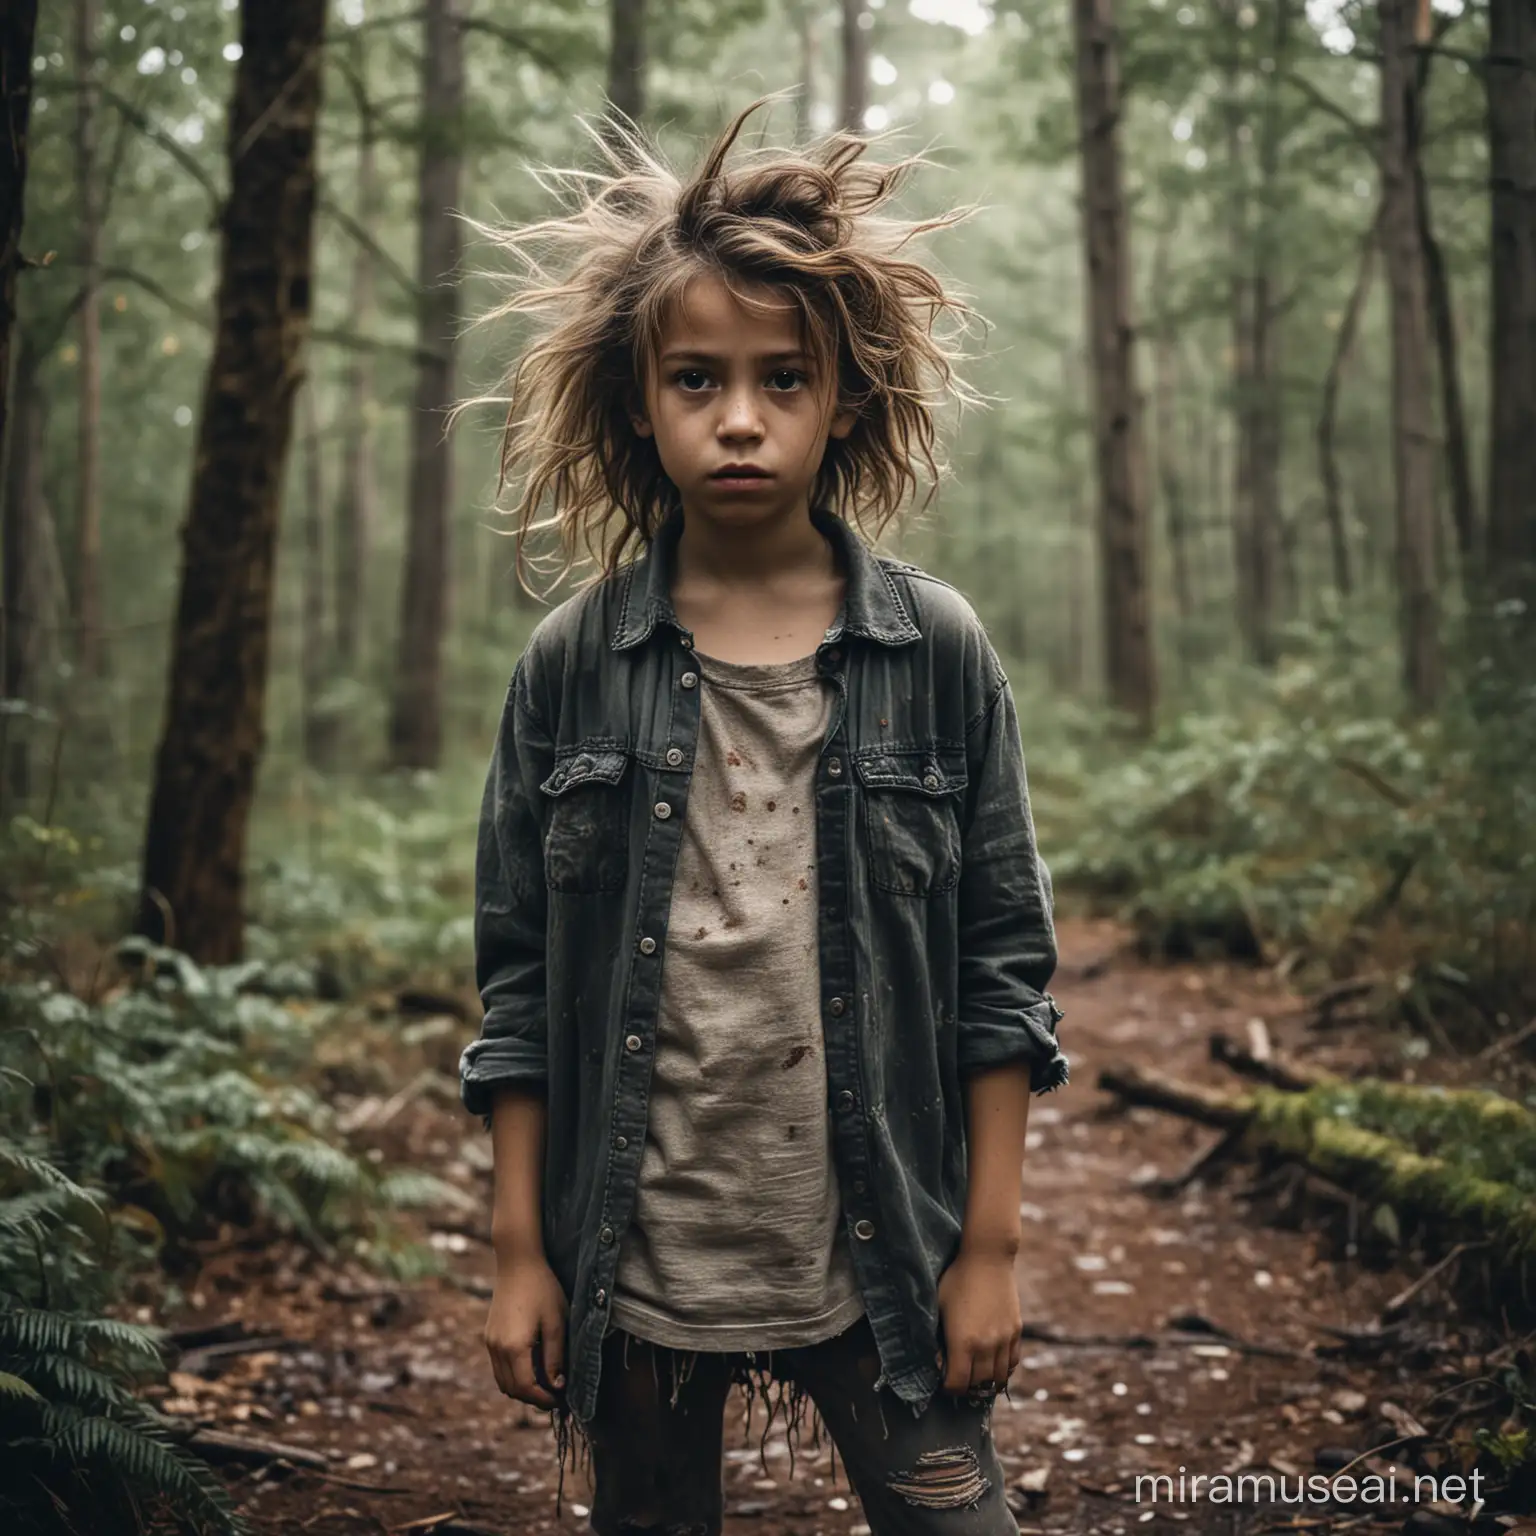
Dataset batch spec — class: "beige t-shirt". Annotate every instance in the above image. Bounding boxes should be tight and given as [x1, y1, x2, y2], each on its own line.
[609, 651, 865, 1351]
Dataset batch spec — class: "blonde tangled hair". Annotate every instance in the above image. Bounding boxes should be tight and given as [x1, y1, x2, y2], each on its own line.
[467, 96, 979, 591]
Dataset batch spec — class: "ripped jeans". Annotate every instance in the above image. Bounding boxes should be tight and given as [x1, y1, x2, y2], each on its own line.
[551, 1314, 1018, 1536]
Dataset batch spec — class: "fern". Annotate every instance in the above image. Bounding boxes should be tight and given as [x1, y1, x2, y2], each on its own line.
[39, 1402, 249, 1534]
[0, 1310, 163, 1371]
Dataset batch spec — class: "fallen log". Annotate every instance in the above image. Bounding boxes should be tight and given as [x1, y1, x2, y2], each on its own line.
[1096, 1064, 1536, 1274]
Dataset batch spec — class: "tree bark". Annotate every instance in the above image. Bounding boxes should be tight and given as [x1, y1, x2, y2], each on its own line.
[840, 0, 869, 132]
[1069, 0, 1156, 733]
[1377, 0, 1443, 711]
[137, 0, 326, 962]
[606, 0, 645, 124]
[1, 338, 61, 806]
[334, 65, 377, 673]
[73, 0, 103, 677]
[1247, 0, 1288, 653]
[1410, 48, 1477, 578]
[1485, 0, 1536, 599]
[0, 0, 39, 469]
[388, 0, 462, 770]
[299, 381, 335, 770]
[1317, 220, 1378, 600]
[1150, 229, 1193, 668]
[1221, 0, 1283, 669]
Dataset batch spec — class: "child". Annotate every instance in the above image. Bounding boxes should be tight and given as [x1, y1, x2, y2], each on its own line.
[459, 100, 1068, 1536]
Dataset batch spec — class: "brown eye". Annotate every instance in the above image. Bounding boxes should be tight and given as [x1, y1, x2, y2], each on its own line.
[675, 369, 710, 391]
[767, 369, 804, 391]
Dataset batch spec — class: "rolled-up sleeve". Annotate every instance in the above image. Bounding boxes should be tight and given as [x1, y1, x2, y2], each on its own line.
[460, 658, 553, 1120]
[955, 666, 1068, 1093]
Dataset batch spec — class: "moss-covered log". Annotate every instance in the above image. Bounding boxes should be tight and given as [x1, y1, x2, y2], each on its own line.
[1098, 1063, 1536, 1270]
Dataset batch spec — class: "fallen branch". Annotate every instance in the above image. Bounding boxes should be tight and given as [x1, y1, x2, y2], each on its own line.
[1208, 1030, 1328, 1092]
[185, 1428, 328, 1472]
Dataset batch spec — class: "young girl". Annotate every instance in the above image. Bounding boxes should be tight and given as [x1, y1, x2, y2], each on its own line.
[459, 100, 1068, 1536]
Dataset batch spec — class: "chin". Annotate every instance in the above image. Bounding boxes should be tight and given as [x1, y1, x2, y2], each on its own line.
[692, 486, 799, 517]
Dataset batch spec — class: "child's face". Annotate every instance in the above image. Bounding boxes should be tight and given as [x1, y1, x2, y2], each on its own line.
[634, 271, 854, 530]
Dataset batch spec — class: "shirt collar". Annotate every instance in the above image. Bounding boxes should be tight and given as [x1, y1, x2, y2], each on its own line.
[610, 507, 921, 652]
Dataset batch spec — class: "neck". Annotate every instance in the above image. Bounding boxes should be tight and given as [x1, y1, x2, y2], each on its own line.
[674, 499, 833, 587]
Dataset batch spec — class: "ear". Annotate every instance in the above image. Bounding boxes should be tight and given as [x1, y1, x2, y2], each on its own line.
[828, 405, 856, 442]
[631, 413, 654, 439]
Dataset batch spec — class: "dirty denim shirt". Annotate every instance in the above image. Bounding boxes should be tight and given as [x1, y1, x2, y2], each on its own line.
[460, 508, 1068, 1428]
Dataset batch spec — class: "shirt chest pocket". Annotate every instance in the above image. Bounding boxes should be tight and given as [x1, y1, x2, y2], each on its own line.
[540, 747, 631, 894]
[852, 746, 968, 897]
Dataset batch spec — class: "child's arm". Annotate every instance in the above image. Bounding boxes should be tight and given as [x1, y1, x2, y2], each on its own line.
[953, 662, 1066, 1091]
[938, 654, 1067, 1394]
[460, 659, 567, 1407]
[485, 1087, 568, 1407]
[461, 659, 553, 1118]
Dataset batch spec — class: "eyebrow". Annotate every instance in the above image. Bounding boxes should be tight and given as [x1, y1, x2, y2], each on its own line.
[659, 349, 811, 365]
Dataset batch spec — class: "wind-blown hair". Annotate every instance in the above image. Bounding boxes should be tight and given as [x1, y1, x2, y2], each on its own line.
[466, 96, 978, 590]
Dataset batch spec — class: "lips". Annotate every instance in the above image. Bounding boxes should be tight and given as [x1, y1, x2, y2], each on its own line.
[710, 464, 772, 479]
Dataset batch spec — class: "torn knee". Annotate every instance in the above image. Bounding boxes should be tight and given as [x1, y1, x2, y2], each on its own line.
[887, 1445, 991, 1510]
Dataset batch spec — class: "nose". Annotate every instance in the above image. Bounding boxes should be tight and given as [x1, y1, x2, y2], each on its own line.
[716, 387, 763, 443]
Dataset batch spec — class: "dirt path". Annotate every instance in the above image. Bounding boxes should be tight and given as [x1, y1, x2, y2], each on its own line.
[166, 920, 1460, 1535]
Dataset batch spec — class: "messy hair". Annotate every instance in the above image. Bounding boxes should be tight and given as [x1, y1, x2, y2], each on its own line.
[467, 96, 978, 590]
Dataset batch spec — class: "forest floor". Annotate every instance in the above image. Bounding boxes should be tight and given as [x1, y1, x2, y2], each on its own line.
[148, 919, 1527, 1536]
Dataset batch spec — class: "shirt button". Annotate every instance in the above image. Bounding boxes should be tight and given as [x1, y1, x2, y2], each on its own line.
[828, 758, 843, 778]
[853, 1179, 866, 1195]
[681, 671, 698, 689]
[853, 1219, 876, 1241]
[625, 1034, 642, 1052]
[829, 997, 846, 1017]
[595, 1287, 608, 1305]
[654, 801, 672, 820]
[600, 1225, 615, 1244]
[837, 1089, 856, 1112]
[665, 747, 683, 767]
[614, 1135, 628, 1150]
[923, 772, 940, 791]
[639, 936, 656, 955]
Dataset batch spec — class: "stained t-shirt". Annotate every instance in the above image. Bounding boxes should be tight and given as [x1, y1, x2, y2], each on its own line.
[609, 650, 865, 1350]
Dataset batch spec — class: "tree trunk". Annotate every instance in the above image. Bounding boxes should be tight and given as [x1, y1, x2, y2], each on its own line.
[137, 0, 326, 963]
[0, 0, 39, 472]
[73, 0, 103, 677]
[1, 338, 60, 806]
[1410, 50, 1477, 578]
[299, 381, 335, 770]
[388, 0, 462, 771]
[795, 0, 817, 142]
[606, 0, 645, 124]
[1246, 0, 1288, 652]
[840, 0, 869, 132]
[1318, 219, 1377, 600]
[1069, 0, 1156, 734]
[1377, 0, 1442, 711]
[1221, 0, 1281, 669]
[1485, 0, 1536, 599]
[334, 79, 377, 672]
[1219, 5, 1256, 662]
[1150, 229, 1193, 668]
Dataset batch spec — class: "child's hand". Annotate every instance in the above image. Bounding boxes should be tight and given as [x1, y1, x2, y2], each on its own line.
[934, 1245, 1022, 1398]
[484, 1254, 569, 1408]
